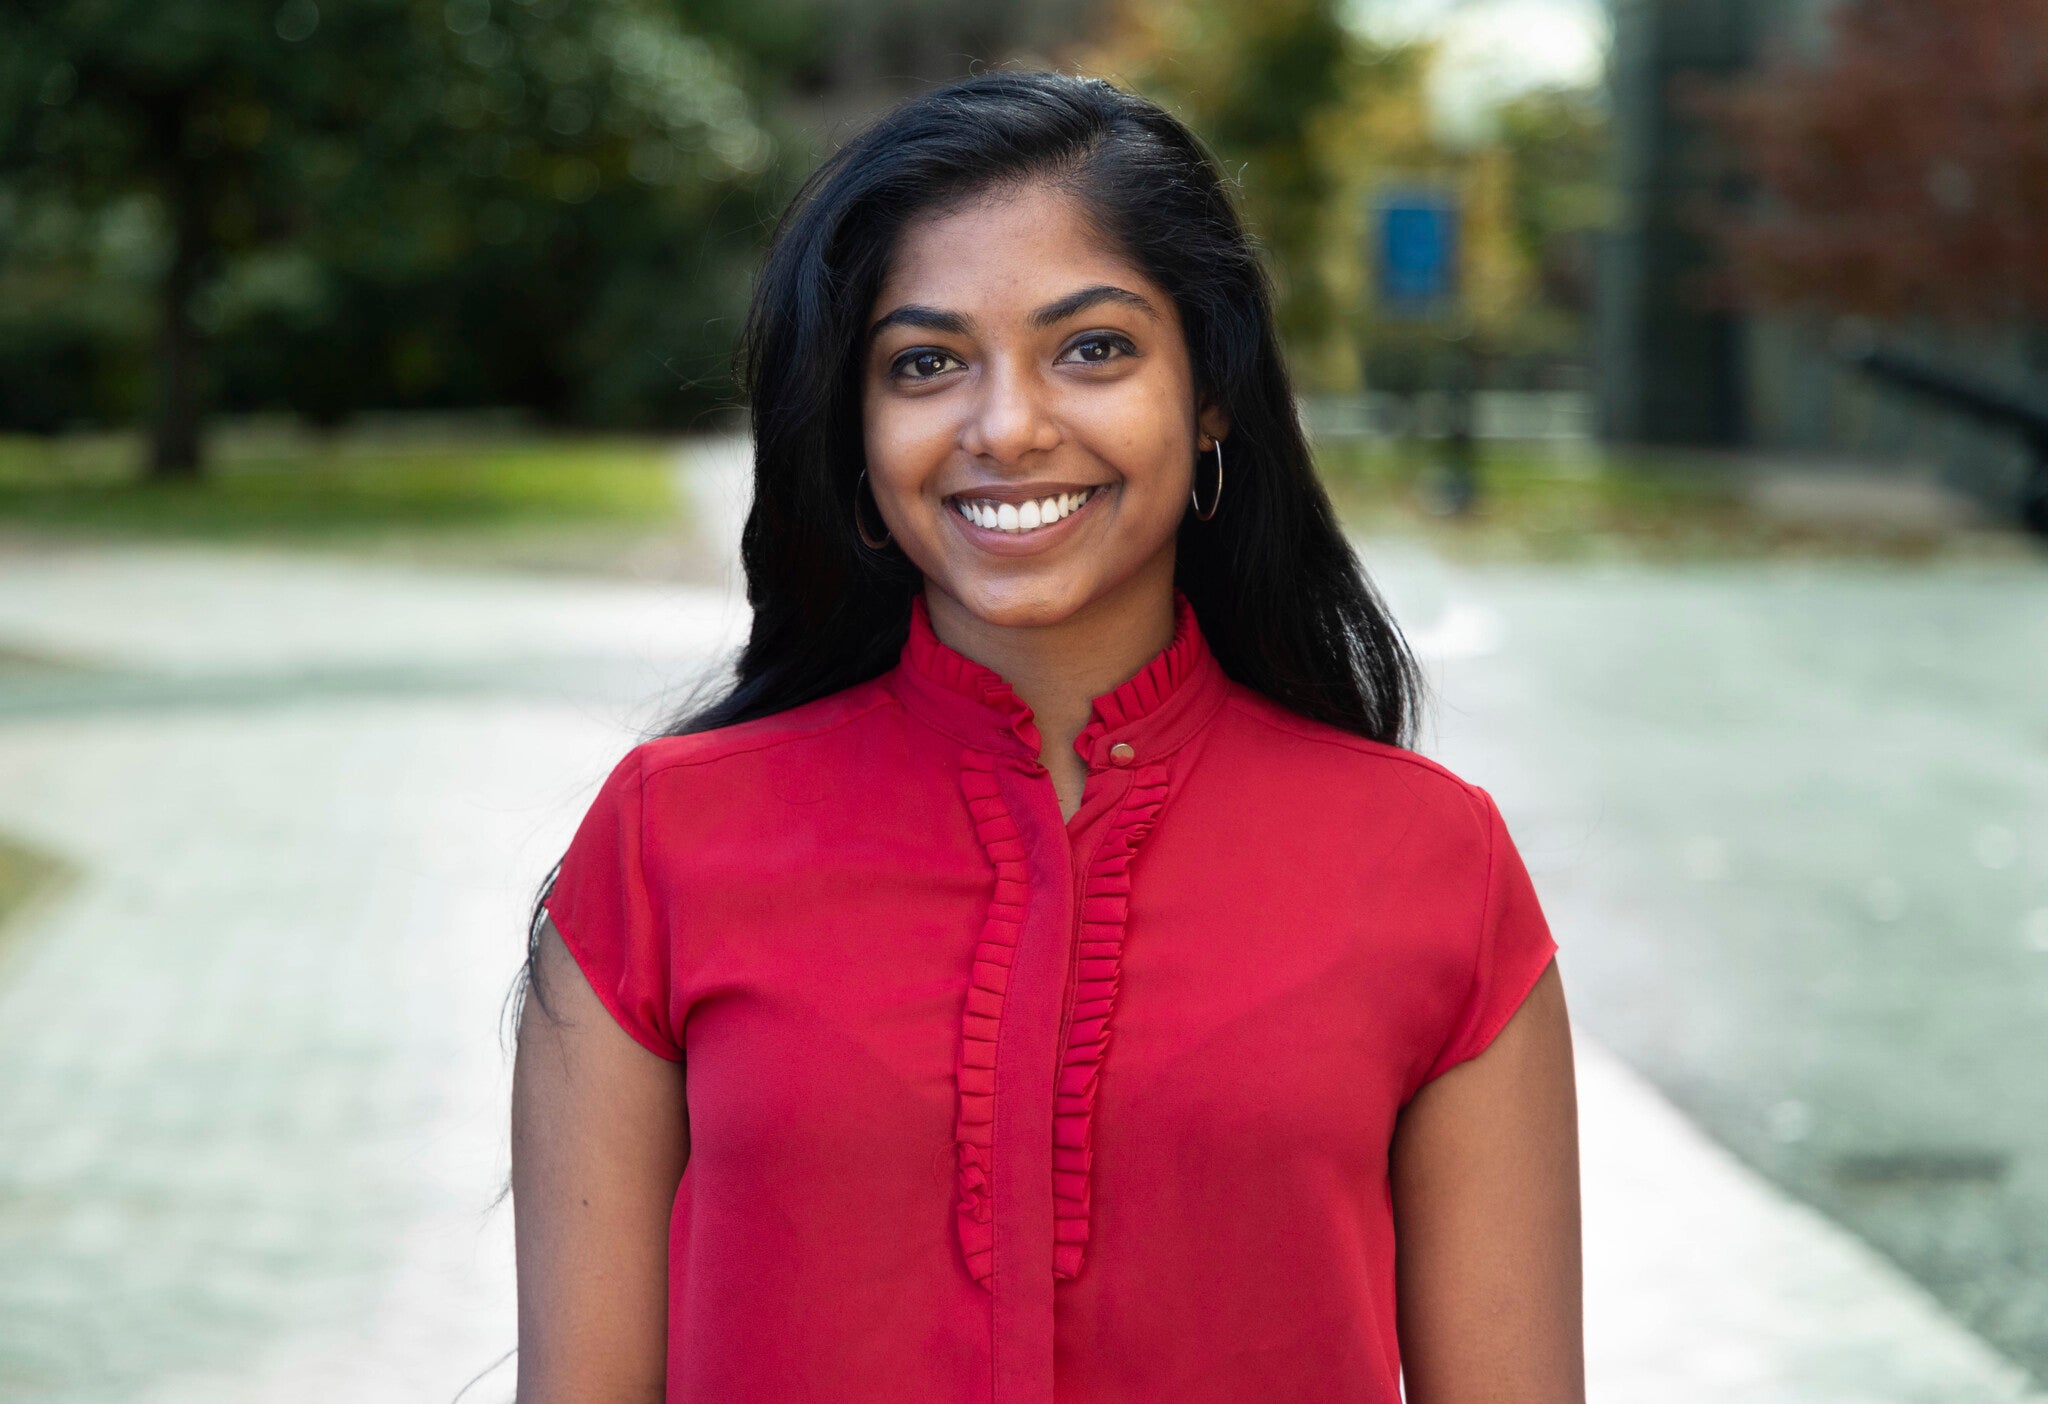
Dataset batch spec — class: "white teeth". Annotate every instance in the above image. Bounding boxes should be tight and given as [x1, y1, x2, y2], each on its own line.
[955, 487, 1094, 533]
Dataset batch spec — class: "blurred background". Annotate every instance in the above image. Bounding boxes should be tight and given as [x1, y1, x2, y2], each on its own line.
[0, 0, 2044, 1399]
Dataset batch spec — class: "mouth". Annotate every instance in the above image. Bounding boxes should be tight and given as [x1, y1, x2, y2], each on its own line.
[946, 485, 1104, 537]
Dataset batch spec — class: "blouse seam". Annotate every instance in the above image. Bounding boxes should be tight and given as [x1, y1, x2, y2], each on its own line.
[1414, 787, 1502, 1091]
[983, 769, 1016, 1378]
[542, 890, 684, 1064]
[1459, 936, 1557, 1069]
[1456, 788, 1504, 1064]
[632, 747, 667, 1055]
[636, 692, 897, 778]
[1221, 695, 1481, 790]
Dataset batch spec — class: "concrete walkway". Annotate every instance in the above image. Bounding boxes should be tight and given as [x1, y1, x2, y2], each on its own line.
[0, 439, 2038, 1401]
[1366, 534, 2048, 1384]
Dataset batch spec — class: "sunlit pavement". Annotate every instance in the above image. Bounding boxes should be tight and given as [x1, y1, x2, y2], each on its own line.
[0, 440, 2040, 1401]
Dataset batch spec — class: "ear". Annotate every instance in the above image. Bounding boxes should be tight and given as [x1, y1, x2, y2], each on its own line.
[1197, 400, 1232, 450]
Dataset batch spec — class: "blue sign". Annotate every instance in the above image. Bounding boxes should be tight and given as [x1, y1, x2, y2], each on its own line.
[1375, 190, 1460, 315]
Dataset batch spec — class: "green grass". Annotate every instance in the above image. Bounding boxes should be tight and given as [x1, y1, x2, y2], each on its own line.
[1315, 438, 1996, 561]
[0, 424, 684, 543]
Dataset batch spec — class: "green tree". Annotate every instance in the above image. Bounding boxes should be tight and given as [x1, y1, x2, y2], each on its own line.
[1493, 86, 1609, 363]
[0, 0, 800, 477]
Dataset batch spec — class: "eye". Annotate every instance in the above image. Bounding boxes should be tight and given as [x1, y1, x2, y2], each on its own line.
[890, 348, 963, 381]
[1061, 333, 1137, 366]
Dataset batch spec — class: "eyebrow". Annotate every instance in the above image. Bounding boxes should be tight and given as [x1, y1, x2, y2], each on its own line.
[865, 284, 1160, 348]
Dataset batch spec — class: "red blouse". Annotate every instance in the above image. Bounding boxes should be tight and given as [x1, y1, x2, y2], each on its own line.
[544, 591, 1557, 1404]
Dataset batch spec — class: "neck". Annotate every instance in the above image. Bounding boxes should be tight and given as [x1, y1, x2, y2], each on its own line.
[924, 555, 1178, 814]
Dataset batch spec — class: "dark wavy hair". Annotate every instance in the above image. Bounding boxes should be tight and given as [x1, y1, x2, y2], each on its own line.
[511, 68, 1422, 1031]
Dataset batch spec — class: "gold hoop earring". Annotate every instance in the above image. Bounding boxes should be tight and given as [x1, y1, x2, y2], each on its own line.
[1191, 438, 1224, 521]
[854, 469, 892, 549]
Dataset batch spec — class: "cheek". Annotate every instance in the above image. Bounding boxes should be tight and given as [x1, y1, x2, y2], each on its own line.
[1077, 375, 1195, 502]
[861, 391, 947, 502]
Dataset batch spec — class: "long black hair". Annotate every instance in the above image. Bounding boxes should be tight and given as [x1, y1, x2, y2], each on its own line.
[678, 67, 1421, 742]
[512, 68, 1421, 1028]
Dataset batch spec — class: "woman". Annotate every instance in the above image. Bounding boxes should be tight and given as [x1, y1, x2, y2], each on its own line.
[512, 70, 1581, 1404]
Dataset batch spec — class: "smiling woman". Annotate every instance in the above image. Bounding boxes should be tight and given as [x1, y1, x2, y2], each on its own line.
[511, 69, 1581, 1404]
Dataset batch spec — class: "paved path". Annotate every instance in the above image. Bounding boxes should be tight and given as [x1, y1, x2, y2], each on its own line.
[1366, 539, 2048, 1383]
[0, 439, 2039, 1401]
[0, 697, 602, 1402]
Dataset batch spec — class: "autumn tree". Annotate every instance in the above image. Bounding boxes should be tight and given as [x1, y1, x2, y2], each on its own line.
[1694, 0, 2048, 327]
[1690, 0, 2048, 531]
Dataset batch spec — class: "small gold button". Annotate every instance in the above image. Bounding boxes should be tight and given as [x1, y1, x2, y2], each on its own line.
[1108, 742, 1136, 766]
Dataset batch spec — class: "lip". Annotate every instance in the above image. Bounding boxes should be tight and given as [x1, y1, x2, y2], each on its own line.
[944, 481, 1111, 556]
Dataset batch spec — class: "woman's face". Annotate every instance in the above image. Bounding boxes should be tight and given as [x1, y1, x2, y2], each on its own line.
[860, 180, 1229, 630]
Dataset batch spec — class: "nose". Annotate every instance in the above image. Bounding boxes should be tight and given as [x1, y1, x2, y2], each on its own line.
[958, 353, 1061, 466]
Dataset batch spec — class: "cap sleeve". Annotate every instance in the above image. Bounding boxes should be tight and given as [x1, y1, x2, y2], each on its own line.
[1421, 786, 1558, 1084]
[541, 745, 682, 1062]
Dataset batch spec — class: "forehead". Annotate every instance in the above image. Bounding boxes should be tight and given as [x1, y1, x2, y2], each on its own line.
[873, 181, 1160, 318]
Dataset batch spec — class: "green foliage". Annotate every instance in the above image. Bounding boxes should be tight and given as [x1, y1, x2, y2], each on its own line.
[1493, 86, 1610, 358]
[0, 0, 818, 454]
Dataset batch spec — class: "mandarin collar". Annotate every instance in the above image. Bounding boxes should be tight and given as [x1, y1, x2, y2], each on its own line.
[888, 590, 1230, 770]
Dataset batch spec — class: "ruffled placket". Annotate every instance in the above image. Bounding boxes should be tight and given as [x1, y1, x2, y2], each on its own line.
[887, 591, 1230, 1404]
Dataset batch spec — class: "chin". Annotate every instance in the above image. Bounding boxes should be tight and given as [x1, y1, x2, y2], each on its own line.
[938, 572, 1098, 631]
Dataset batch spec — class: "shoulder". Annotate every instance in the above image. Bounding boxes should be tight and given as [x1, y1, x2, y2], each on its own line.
[1216, 684, 1495, 846]
[625, 677, 901, 783]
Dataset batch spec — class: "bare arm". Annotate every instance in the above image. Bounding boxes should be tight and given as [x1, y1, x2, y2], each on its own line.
[512, 914, 689, 1404]
[1391, 959, 1584, 1403]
